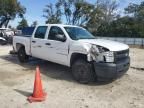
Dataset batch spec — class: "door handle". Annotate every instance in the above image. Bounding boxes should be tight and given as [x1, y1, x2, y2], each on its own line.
[37, 45, 42, 48]
[45, 43, 51, 45]
[32, 41, 36, 43]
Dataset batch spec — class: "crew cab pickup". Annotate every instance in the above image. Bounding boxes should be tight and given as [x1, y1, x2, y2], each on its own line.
[13, 24, 130, 83]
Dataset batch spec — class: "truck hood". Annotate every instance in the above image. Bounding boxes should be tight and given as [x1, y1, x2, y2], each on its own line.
[78, 39, 129, 51]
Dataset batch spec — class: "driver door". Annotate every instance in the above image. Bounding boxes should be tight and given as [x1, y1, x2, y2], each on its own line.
[44, 26, 69, 66]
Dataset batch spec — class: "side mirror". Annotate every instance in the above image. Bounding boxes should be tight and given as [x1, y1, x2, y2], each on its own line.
[55, 34, 66, 42]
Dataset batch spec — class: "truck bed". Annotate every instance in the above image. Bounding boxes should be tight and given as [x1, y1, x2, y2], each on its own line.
[13, 36, 31, 55]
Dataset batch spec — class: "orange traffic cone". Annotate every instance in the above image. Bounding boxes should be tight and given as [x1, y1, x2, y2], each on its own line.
[28, 66, 47, 103]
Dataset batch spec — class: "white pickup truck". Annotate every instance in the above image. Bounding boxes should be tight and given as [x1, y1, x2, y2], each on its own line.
[13, 24, 130, 83]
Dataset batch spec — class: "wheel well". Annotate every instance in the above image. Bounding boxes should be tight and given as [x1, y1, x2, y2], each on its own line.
[16, 43, 25, 51]
[70, 53, 87, 66]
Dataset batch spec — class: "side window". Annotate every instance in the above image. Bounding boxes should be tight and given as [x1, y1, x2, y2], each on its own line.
[34, 26, 47, 39]
[48, 26, 65, 41]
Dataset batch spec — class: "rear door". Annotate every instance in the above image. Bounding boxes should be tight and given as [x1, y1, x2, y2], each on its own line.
[31, 26, 48, 59]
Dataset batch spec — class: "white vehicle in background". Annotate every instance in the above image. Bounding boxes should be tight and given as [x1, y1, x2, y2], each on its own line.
[13, 24, 130, 83]
[0, 28, 14, 44]
[0, 28, 14, 36]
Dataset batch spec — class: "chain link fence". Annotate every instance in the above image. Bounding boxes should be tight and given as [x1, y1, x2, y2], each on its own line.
[97, 37, 144, 46]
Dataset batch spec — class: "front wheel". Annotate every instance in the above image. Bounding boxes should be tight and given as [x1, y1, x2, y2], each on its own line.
[72, 59, 96, 84]
[17, 47, 29, 63]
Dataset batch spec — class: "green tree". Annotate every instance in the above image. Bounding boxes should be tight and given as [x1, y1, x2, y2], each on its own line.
[43, 3, 62, 24]
[31, 21, 38, 27]
[57, 0, 94, 25]
[87, 0, 118, 33]
[96, 14, 144, 37]
[0, 0, 26, 27]
[104, 1, 144, 38]
[17, 18, 28, 30]
[96, 16, 141, 37]
[100, 0, 118, 24]
[125, 2, 144, 21]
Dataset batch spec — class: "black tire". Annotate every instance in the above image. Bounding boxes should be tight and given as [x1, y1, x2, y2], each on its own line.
[17, 47, 29, 63]
[72, 59, 96, 84]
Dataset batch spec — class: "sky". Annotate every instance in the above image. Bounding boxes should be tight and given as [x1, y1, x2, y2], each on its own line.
[9, 0, 143, 27]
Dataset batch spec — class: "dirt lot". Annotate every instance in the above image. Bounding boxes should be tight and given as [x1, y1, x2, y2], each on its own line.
[0, 45, 144, 108]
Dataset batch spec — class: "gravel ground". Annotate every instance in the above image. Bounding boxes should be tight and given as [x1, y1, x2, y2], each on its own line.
[0, 45, 144, 108]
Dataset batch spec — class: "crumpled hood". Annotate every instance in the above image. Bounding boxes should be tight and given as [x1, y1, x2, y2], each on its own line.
[78, 39, 129, 51]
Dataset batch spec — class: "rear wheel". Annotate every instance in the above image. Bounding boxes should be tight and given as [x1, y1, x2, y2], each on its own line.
[18, 47, 29, 63]
[72, 59, 96, 84]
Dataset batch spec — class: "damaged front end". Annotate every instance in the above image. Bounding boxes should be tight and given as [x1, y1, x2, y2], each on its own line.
[87, 45, 130, 81]
[88, 45, 114, 63]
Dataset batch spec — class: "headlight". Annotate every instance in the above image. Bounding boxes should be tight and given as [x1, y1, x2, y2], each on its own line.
[103, 51, 114, 63]
[90, 45, 114, 63]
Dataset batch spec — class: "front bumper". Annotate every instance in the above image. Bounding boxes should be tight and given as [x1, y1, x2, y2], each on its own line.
[93, 57, 130, 81]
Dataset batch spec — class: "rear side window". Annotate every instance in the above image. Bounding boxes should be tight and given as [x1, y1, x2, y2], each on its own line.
[34, 26, 47, 39]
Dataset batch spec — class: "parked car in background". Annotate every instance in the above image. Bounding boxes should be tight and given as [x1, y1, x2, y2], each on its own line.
[0, 28, 14, 44]
[0, 28, 14, 36]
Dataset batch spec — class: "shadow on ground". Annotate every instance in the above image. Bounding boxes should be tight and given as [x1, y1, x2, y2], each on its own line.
[14, 89, 32, 97]
[0, 54, 113, 85]
[131, 66, 144, 71]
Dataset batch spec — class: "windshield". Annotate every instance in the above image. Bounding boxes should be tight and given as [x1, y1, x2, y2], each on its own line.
[64, 27, 95, 40]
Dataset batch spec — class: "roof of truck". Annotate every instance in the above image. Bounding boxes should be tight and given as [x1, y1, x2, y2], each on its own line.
[38, 24, 80, 28]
